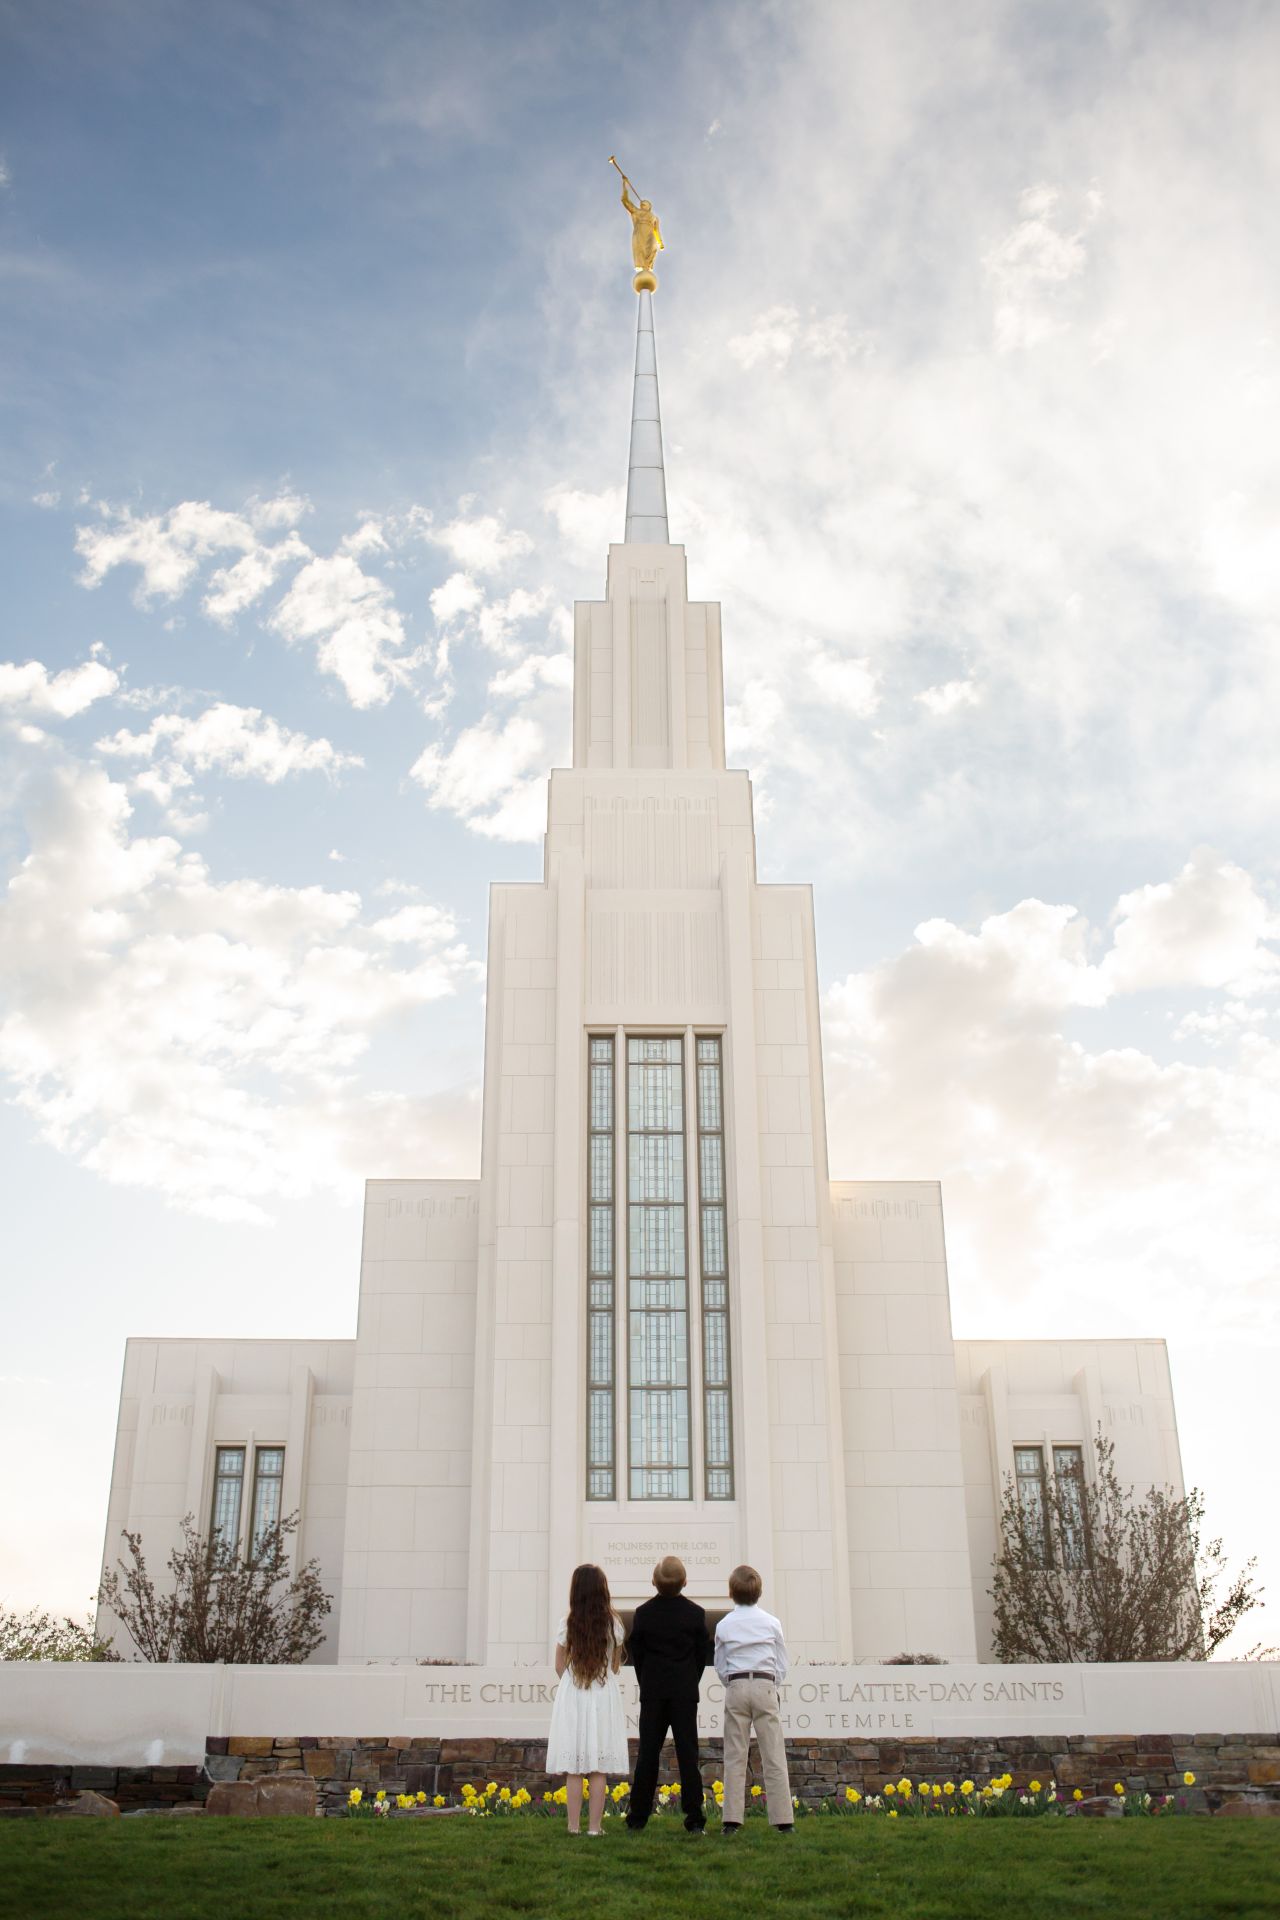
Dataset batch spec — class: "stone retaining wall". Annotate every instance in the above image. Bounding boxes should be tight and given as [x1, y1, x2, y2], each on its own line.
[3, 1733, 1278, 1817]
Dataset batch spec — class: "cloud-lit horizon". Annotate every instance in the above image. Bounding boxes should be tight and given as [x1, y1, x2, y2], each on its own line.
[1, 1, 1276, 1648]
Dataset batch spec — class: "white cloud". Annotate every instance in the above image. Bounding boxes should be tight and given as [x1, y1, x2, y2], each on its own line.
[75, 499, 259, 603]
[984, 184, 1097, 353]
[341, 519, 389, 557]
[202, 532, 312, 625]
[428, 504, 533, 573]
[475, 586, 553, 659]
[1101, 849, 1278, 997]
[727, 305, 853, 370]
[488, 651, 573, 699]
[267, 552, 410, 708]
[544, 486, 625, 566]
[32, 489, 60, 509]
[95, 702, 363, 794]
[0, 659, 120, 718]
[248, 491, 311, 531]
[430, 571, 484, 625]
[916, 679, 980, 717]
[409, 714, 548, 842]
[1199, 489, 1280, 615]
[74, 492, 314, 617]
[0, 756, 478, 1221]
[823, 856, 1280, 1345]
[427, 576, 554, 686]
[809, 649, 879, 718]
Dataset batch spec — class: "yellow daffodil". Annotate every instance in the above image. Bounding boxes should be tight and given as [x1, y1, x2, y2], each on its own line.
[943, 1782, 955, 1796]
[348, 1787, 362, 1805]
[434, 1794, 445, 1807]
[960, 1781, 973, 1796]
[499, 1788, 512, 1803]
[1114, 1783, 1125, 1796]
[375, 1790, 385, 1803]
[931, 1785, 942, 1799]
[888, 1808, 898, 1819]
[1183, 1772, 1196, 1787]
[1073, 1789, 1083, 1801]
[751, 1784, 763, 1798]
[884, 1782, 896, 1796]
[1030, 1779, 1042, 1794]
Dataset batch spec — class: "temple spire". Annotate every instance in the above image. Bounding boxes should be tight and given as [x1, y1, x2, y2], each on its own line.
[624, 290, 669, 543]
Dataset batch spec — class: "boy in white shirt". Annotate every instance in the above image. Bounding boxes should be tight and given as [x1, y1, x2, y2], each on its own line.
[713, 1564, 794, 1833]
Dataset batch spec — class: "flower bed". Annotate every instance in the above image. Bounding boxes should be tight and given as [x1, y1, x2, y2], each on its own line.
[344, 1770, 1203, 1821]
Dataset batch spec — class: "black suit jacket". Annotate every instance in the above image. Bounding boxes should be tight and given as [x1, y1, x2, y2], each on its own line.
[627, 1592, 714, 1702]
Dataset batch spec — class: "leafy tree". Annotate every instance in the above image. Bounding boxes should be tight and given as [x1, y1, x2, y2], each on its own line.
[0, 1604, 118, 1662]
[98, 1511, 331, 1664]
[991, 1431, 1271, 1662]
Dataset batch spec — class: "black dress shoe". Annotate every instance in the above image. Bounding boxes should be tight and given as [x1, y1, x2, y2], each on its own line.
[775, 1823, 795, 1834]
[722, 1822, 742, 1835]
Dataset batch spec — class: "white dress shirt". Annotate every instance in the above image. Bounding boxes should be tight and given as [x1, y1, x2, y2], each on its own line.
[713, 1602, 789, 1684]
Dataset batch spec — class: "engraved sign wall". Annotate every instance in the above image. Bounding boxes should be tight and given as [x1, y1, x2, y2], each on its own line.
[587, 1524, 736, 1595]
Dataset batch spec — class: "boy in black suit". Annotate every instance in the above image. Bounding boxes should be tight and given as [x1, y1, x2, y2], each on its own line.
[625, 1555, 714, 1833]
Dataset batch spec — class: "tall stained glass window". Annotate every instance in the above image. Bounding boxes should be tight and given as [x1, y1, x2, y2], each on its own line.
[627, 1036, 690, 1498]
[586, 1036, 616, 1499]
[696, 1036, 734, 1498]
[250, 1446, 285, 1548]
[1014, 1445, 1050, 1567]
[1053, 1444, 1089, 1569]
[211, 1446, 245, 1542]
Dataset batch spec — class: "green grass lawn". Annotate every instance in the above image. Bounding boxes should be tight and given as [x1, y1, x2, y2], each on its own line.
[2, 1816, 1278, 1920]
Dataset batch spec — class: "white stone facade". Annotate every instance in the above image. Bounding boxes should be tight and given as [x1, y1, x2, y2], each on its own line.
[100, 303, 1186, 1667]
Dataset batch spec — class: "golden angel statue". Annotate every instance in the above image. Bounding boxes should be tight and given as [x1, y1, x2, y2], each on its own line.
[610, 157, 663, 290]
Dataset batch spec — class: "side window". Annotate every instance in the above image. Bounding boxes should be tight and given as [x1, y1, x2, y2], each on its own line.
[1013, 1445, 1049, 1567]
[211, 1446, 245, 1542]
[250, 1446, 285, 1548]
[1053, 1444, 1089, 1569]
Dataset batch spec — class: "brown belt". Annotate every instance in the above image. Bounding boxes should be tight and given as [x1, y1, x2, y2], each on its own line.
[725, 1670, 776, 1683]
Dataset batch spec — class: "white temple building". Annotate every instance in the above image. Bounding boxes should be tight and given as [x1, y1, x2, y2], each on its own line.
[100, 292, 1186, 1667]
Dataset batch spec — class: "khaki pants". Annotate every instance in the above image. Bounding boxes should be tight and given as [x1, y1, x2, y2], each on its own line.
[722, 1676, 791, 1826]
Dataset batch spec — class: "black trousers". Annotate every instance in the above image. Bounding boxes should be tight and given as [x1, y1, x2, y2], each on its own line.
[627, 1696, 705, 1829]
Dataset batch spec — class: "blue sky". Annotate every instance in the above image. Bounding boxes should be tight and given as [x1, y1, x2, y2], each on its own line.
[2, 0, 1278, 1647]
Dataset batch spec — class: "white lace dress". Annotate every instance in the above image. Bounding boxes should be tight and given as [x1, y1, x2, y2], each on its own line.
[545, 1615, 629, 1776]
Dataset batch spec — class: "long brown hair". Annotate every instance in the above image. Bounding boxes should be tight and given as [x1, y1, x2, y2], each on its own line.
[564, 1563, 618, 1688]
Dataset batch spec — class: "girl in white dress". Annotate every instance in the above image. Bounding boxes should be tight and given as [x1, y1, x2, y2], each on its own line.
[546, 1563, 629, 1836]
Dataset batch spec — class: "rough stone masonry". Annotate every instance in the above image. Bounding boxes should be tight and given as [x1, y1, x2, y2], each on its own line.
[2, 1732, 1278, 1817]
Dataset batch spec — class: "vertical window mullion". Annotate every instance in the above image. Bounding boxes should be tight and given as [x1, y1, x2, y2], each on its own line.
[696, 1035, 734, 1500]
[586, 1035, 616, 1499]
